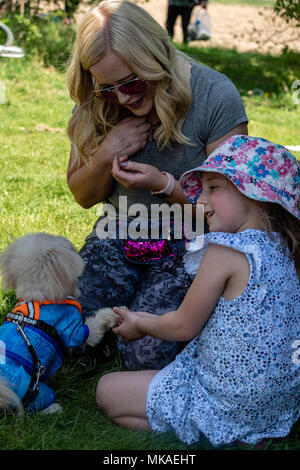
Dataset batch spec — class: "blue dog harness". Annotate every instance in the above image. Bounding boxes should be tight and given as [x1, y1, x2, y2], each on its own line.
[1, 298, 87, 410]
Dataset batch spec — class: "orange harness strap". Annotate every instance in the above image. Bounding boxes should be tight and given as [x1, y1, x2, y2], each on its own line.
[12, 297, 82, 321]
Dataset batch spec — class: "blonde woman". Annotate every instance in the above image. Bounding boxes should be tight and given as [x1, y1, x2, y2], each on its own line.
[66, 0, 248, 370]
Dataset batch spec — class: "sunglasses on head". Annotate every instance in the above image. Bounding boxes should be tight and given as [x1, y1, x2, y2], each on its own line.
[93, 77, 147, 102]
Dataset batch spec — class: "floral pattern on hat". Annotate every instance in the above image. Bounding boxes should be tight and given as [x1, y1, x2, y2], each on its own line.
[179, 135, 300, 220]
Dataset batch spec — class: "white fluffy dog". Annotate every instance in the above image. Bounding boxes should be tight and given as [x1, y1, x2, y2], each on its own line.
[0, 232, 119, 413]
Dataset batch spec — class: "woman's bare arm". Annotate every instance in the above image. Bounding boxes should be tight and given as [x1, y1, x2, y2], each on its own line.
[205, 123, 248, 156]
[67, 145, 115, 209]
[67, 116, 151, 208]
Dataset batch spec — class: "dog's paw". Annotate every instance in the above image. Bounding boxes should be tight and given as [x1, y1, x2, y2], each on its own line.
[84, 307, 124, 347]
[40, 403, 63, 415]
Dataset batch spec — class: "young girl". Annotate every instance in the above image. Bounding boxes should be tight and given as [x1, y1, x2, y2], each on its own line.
[96, 135, 300, 447]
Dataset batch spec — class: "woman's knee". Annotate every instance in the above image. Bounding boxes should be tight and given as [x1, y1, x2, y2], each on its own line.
[78, 238, 140, 317]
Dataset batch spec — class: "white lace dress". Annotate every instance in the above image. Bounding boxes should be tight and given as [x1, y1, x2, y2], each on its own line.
[146, 230, 300, 446]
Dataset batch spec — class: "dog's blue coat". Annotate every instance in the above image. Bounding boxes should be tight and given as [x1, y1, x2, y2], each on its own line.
[0, 302, 88, 411]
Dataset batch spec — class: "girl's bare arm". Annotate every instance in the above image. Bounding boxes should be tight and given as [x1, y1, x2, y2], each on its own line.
[113, 244, 248, 342]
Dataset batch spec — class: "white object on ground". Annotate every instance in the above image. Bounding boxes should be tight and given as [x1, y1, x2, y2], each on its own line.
[285, 145, 300, 152]
[0, 22, 24, 58]
[40, 403, 63, 414]
[0, 45, 24, 58]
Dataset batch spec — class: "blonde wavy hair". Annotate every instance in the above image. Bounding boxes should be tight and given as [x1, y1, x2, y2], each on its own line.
[66, 0, 193, 168]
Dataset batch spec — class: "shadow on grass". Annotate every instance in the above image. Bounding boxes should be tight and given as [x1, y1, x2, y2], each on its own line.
[178, 43, 300, 97]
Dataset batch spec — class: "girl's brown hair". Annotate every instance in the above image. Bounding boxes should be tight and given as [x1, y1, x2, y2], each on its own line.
[255, 202, 300, 278]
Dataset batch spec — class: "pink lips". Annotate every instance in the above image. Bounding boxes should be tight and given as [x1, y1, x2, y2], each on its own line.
[129, 96, 144, 109]
[205, 211, 214, 221]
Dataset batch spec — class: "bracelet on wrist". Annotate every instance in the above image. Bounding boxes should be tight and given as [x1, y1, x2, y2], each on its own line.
[151, 172, 176, 199]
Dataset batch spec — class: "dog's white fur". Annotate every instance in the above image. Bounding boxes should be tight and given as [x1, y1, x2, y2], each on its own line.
[0, 232, 120, 413]
[0, 376, 23, 413]
[0, 233, 84, 302]
[85, 309, 120, 347]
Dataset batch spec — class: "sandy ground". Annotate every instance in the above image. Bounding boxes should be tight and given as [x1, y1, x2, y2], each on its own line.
[35, 1, 300, 55]
[74, 0, 300, 55]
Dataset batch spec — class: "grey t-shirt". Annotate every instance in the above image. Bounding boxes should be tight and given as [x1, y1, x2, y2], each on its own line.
[88, 59, 248, 238]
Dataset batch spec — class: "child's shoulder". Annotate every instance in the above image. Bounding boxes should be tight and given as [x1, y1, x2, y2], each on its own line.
[204, 229, 281, 256]
[206, 229, 281, 260]
[185, 230, 282, 280]
[202, 242, 249, 277]
[205, 229, 270, 244]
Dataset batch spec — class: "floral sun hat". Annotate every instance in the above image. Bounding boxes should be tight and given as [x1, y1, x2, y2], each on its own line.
[179, 135, 300, 220]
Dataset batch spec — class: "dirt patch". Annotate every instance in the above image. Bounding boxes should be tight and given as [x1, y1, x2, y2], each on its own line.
[35, 1, 300, 55]
[139, 0, 300, 54]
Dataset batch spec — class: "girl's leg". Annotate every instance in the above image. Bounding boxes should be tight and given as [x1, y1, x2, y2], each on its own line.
[96, 370, 158, 430]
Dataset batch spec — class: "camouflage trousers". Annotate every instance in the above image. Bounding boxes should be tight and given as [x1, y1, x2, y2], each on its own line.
[77, 236, 192, 370]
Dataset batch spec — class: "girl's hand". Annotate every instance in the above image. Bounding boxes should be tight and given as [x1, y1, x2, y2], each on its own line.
[112, 307, 152, 342]
[101, 117, 151, 158]
[111, 156, 168, 191]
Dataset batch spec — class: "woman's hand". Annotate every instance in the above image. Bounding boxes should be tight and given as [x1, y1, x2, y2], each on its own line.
[111, 156, 168, 191]
[112, 307, 153, 342]
[101, 116, 151, 158]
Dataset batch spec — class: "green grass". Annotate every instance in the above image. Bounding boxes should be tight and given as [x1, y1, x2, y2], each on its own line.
[0, 59, 96, 248]
[178, 44, 300, 159]
[0, 44, 299, 450]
